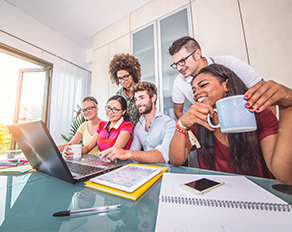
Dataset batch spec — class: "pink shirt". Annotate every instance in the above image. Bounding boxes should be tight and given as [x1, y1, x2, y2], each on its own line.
[96, 118, 133, 151]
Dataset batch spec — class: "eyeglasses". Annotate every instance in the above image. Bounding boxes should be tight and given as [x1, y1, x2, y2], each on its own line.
[170, 50, 197, 69]
[105, 106, 122, 114]
[118, 74, 130, 82]
[81, 106, 96, 113]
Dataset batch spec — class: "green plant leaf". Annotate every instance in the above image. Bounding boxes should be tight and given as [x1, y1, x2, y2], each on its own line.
[60, 114, 86, 142]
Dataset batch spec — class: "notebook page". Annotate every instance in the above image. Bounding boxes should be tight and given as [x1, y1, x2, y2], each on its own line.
[155, 173, 292, 232]
[159, 173, 286, 203]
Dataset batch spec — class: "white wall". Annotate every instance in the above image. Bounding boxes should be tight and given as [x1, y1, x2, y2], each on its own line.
[91, 0, 292, 120]
[0, 1, 90, 70]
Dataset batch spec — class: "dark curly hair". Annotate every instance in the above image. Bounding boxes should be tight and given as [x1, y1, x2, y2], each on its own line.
[109, 53, 141, 86]
[168, 36, 201, 56]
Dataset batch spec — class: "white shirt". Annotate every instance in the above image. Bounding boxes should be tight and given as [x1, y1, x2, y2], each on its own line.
[172, 55, 263, 105]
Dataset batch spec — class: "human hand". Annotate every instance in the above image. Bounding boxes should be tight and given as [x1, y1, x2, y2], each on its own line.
[180, 102, 215, 131]
[62, 143, 74, 159]
[100, 147, 129, 163]
[244, 80, 292, 112]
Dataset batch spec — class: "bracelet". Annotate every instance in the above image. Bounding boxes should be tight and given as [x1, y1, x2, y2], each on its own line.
[176, 119, 201, 149]
[176, 119, 188, 130]
[175, 120, 188, 135]
[176, 127, 188, 135]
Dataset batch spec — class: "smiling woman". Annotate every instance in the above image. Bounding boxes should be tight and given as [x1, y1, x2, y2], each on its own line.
[109, 53, 142, 128]
[57, 96, 102, 155]
[169, 64, 292, 185]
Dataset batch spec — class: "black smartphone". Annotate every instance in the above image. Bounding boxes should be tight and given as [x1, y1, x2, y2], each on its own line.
[180, 177, 224, 195]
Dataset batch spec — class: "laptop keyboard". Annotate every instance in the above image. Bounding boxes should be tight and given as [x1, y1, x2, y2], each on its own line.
[66, 162, 103, 176]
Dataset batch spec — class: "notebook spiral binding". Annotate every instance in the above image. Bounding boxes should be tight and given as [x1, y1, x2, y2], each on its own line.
[160, 195, 292, 212]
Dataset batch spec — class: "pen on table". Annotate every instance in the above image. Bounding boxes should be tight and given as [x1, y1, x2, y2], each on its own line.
[53, 204, 121, 217]
[0, 163, 19, 166]
[0, 162, 24, 165]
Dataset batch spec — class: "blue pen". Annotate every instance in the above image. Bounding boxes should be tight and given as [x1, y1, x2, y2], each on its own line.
[0, 163, 18, 166]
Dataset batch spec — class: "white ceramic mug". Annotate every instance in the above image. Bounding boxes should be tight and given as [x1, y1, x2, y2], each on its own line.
[207, 95, 257, 133]
[69, 144, 82, 159]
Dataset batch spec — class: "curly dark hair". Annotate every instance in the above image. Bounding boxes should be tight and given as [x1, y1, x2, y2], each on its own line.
[109, 53, 141, 86]
[168, 36, 201, 56]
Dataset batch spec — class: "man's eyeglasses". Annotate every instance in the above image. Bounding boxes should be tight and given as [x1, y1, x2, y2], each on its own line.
[118, 74, 130, 82]
[105, 106, 122, 114]
[81, 106, 96, 113]
[170, 50, 197, 69]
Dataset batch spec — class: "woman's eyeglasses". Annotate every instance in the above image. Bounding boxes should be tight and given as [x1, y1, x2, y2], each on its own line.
[118, 74, 130, 82]
[105, 106, 122, 114]
[170, 50, 197, 69]
[81, 106, 96, 113]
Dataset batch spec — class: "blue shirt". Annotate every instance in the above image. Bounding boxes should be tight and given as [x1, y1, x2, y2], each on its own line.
[129, 110, 175, 163]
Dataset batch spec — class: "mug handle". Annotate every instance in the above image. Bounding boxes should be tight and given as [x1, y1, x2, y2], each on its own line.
[207, 109, 220, 128]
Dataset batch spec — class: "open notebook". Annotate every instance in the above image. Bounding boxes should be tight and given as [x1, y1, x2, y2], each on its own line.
[155, 173, 292, 232]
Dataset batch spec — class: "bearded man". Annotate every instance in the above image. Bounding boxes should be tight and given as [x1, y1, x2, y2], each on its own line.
[100, 82, 175, 164]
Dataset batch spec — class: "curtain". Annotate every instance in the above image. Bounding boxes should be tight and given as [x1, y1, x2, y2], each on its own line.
[49, 57, 91, 145]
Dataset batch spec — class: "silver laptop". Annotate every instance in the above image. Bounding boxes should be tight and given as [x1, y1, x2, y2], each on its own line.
[7, 120, 122, 184]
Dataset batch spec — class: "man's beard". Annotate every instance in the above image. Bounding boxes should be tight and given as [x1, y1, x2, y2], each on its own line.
[139, 101, 153, 115]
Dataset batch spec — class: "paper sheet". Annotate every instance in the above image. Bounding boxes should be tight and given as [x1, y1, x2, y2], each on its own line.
[155, 173, 292, 232]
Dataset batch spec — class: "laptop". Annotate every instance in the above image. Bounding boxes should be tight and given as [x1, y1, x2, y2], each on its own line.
[7, 120, 122, 184]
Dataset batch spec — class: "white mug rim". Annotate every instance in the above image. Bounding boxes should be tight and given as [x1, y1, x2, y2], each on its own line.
[216, 94, 245, 105]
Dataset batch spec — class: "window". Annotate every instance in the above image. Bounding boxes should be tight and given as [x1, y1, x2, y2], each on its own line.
[0, 43, 53, 150]
[132, 6, 193, 119]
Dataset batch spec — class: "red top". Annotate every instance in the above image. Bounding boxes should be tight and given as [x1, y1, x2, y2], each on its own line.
[97, 120, 133, 151]
[191, 109, 278, 178]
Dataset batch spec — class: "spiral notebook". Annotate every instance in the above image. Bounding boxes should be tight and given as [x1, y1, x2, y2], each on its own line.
[155, 173, 292, 232]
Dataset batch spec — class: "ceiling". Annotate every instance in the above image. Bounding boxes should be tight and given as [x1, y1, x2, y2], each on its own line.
[5, 0, 153, 51]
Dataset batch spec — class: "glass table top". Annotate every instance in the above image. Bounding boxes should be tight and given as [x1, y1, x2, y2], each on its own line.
[0, 164, 291, 232]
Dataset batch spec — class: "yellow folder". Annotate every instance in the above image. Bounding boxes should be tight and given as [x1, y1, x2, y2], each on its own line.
[85, 163, 168, 201]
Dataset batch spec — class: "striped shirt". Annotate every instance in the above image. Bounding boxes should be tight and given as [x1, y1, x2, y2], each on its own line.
[96, 117, 133, 151]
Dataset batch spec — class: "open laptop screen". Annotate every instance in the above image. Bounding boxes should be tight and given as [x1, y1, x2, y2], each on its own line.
[8, 121, 79, 184]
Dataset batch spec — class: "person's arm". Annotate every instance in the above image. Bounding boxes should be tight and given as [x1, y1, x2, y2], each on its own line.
[100, 118, 175, 164]
[169, 130, 192, 166]
[82, 132, 99, 154]
[169, 102, 215, 166]
[244, 80, 292, 185]
[57, 131, 83, 151]
[100, 147, 165, 163]
[173, 103, 184, 119]
[172, 74, 194, 119]
[112, 130, 132, 149]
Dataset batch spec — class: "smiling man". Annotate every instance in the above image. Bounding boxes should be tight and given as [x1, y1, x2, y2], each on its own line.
[100, 82, 175, 164]
[169, 36, 263, 119]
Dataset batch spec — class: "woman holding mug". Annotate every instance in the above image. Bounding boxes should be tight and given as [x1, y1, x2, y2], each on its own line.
[64, 95, 133, 158]
[169, 64, 292, 185]
[58, 96, 102, 155]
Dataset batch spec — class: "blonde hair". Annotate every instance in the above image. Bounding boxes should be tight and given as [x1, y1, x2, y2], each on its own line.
[75, 96, 98, 119]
